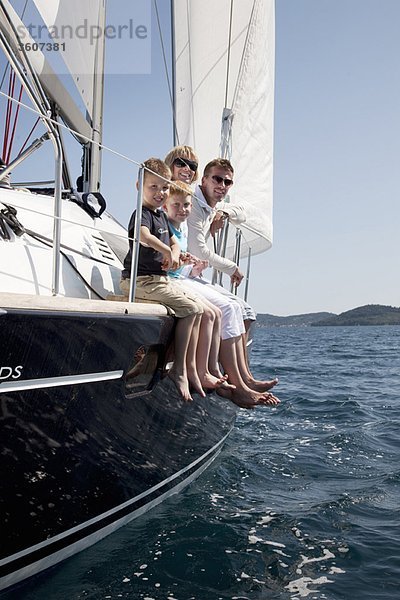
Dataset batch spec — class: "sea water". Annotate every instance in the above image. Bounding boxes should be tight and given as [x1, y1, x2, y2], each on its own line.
[2, 325, 400, 600]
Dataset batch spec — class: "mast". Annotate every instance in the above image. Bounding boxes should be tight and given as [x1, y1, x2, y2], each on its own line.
[88, 0, 106, 192]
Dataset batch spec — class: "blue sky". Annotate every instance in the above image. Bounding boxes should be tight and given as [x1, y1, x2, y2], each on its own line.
[269, 0, 400, 315]
[1, 0, 399, 315]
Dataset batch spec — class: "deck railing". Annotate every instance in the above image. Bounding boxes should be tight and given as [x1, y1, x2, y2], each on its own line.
[0, 88, 250, 304]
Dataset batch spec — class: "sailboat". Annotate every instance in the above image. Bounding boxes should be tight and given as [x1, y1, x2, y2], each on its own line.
[0, 0, 274, 591]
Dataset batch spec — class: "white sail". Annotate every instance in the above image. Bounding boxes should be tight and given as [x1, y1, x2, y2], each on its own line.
[32, 0, 105, 120]
[0, 0, 92, 140]
[173, 0, 275, 256]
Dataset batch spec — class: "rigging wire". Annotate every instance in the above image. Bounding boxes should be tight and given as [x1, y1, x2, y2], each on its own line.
[0, 89, 251, 252]
[0, 0, 29, 91]
[2, 70, 15, 159]
[183, 0, 195, 148]
[5, 80, 23, 163]
[17, 116, 40, 156]
[0, 59, 9, 93]
[221, 0, 258, 163]
[0, 89, 142, 169]
[0, 86, 251, 230]
[25, 230, 106, 300]
[1, 0, 29, 158]
[153, 0, 179, 145]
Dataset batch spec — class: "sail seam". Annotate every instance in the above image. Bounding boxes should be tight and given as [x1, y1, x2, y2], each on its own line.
[231, 0, 258, 110]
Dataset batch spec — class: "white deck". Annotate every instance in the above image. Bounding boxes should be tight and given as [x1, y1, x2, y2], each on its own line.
[0, 292, 169, 317]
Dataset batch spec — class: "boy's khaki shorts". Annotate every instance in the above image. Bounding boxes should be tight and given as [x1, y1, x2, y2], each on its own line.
[120, 275, 203, 318]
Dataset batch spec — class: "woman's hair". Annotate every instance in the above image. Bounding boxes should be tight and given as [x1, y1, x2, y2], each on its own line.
[164, 145, 199, 182]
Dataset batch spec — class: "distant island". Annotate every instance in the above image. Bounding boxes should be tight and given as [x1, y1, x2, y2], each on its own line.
[257, 304, 400, 327]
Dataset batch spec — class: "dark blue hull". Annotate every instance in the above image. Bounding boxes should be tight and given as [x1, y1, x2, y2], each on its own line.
[0, 305, 236, 591]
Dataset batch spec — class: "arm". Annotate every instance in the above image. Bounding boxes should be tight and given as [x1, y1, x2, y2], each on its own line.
[189, 258, 209, 278]
[182, 252, 208, 278]
[169, 234, 181, 271]
[210, 202, 246, 236]
[140, 225, 178, 271]
[186, 198, 238, 277]
[218, 201, 246, 224]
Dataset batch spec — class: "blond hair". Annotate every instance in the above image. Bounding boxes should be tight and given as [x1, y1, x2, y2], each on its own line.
[143, 157, 171, 182]
[164, 145, 199, 182]
[168, 181, 193, 200]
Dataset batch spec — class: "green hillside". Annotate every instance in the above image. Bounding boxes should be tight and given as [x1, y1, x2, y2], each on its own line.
[256, 305, 400, 327]
[256, 312, 335, 327]
[312, 304, 400, 326]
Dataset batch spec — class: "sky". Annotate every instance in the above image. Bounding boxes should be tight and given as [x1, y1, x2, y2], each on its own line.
[1, 0, 399, 316]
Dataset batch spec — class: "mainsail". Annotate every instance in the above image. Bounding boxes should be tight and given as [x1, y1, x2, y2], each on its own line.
[172, 0, 275, 257]
[0, 0, 106, 189]
[0, 0, 92, 140]
[32, 0, 105, 120]
[32, 0, 105, 190]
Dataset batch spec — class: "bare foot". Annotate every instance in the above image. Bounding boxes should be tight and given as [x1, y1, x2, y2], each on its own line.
[260, 392, 280, 406]
[209, 367, 228, 381]
[200, 372, 224, 390]
[200, 372, 236, 391]
[246, 377, 279, 393]
[168, 370, 193, 402]
[216, 386, 280, 409]
[217, 380, 236, 391]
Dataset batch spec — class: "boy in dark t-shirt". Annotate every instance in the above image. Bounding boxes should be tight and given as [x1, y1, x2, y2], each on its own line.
[120, 158, 203, 402]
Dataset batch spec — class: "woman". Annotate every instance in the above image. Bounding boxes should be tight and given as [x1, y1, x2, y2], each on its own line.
[165, 145, 200, 185]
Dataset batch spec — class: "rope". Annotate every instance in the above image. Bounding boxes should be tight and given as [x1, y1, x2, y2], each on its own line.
[1, 0, 29, 157]
[5, 81, 23, 164]
[2, 71, 15, 159]
[25, 230, 106, 300]
[0, 203, 25, 239]
[0, 89, 142, 169]
[0, 84, 244, 233]
[0, 61, 9, 93]
[0, 202, 115, 300]
[17, 116, 40, 156]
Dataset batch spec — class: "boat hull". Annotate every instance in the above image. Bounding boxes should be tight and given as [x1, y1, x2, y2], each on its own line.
[0, 305, 236, 591]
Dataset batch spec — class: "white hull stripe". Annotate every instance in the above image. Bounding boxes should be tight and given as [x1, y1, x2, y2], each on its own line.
[0, 428, 232, 568]
[0, 370, 124, 394]
[0, 451, 220, 591]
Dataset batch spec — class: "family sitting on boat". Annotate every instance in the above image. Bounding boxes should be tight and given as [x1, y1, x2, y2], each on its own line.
[120, 147, 279, 409]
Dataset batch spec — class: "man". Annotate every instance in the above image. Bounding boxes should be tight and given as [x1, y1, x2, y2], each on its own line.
[186, 158, 279, 408]
[187, 158, 256, 322]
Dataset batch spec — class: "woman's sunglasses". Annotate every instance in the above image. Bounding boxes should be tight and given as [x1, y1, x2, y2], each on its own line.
[210, 175, 234, 187]
[173, 157, 198, 172]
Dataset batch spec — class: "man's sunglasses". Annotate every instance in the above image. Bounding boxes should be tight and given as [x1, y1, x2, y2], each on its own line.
[210, 175, 234, 187]
[173, 157, 198, 172]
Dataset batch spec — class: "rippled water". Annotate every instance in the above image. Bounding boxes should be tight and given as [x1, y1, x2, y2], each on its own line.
[3, 325, 400, 599]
